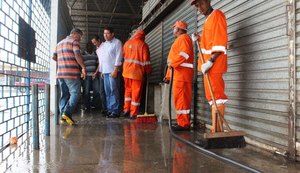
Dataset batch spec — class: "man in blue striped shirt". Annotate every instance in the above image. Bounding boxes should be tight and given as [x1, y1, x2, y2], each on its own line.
[82, 41, 100, 111]
[52, 28, 86, 125]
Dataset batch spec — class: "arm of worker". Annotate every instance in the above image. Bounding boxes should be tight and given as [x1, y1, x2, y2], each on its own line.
[111, 40, 123, 78]
[111, 66, 119, 78]
[52, 50, 57, 61]
[201, 52, 222, 74]
[168, 37, 191, 68]
[75, 54, 87, 80]
[93, 63, 100, 80]
[72, 41, 86, 79]
[52, 55, 57, 61]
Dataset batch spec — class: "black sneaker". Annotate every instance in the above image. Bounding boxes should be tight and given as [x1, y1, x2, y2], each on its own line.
[171, 124, 190, 131]
[122, 111, 130, 117]
[107, 113, 120, 118]
[105, 111, 112, 117]
[129, 116, 136, 120]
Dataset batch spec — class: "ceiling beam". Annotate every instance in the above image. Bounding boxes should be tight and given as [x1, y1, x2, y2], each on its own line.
[70, 10, 141, 19]
[70, 0, 78, 8]
[74, 22, 129, 28]
[125, 0, 137, 14]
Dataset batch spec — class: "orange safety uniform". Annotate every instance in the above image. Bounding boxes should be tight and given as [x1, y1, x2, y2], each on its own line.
[122, 30, 151, 117]
[198, 9, 228, 104]
[166, 34, 194, 128]
[198, 9, 228, 132]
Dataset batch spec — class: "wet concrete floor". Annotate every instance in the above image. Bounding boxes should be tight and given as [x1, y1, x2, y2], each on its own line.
[2, 110, 300, 173]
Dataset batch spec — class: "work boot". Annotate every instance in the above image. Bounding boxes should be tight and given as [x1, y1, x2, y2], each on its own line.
[62, 114, 75, 125]
[171, 124, 190, 131]
[122, 111, 130, 117]
[129, 115, 136, 120]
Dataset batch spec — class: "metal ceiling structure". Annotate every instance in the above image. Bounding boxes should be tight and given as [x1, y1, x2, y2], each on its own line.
[66, 0, 144, 44]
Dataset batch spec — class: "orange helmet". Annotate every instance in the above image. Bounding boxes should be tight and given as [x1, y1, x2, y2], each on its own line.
[173, 20, 188, 30]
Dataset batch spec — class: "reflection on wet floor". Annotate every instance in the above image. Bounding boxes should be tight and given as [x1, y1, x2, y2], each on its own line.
[1, 111, 300, 173]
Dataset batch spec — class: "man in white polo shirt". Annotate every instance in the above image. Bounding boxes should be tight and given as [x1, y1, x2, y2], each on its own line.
[97, 27, 123, 118]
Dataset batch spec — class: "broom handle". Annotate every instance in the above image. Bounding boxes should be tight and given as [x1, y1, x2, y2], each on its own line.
[145, 76, 148, 113]
[195, 41, 231, 131]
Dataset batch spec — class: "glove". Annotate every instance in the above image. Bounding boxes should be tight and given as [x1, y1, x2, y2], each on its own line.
[201, 60, 213, 74]
[167, 60, 171, 67]
[163, 78, 170, 84]
[191, 33, 200, 42]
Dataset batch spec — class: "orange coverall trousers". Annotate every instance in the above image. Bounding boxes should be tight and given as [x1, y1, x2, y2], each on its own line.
[173, 80, 192, 128]
[204, 73, 227, 132]
[123, 78, 143, 117]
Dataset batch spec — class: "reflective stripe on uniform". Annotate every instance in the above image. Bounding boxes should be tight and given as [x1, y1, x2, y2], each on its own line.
[124, 59, 150, 66]
[125, 97, 132, 101]
[180, 63, 193, 68]
[176, 109, 190, 115]
[179, 52, 189, 60]
[212, 46, 227, 54]
[201, 48, 211, 55]
[201, 46, 227, 55]
[131, 102, 140, 106]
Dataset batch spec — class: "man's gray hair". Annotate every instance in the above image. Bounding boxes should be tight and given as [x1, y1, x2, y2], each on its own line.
[70, 28, 83, 35]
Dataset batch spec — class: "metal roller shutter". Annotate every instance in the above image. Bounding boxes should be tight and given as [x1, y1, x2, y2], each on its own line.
[163, 1, 197, 69]
[295, 0, 300, 160]
[146, 1, 196, 84]
[196, 0, 290, 151]
[146, 23, 163, 84]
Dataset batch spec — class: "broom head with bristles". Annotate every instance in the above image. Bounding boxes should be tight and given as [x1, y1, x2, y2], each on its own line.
[136, 112, 158, 123]
[195, 131, 246, 149]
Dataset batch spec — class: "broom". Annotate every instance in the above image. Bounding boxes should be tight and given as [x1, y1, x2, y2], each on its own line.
[136, 77, 158, 123]
[194, 39, 246, 149]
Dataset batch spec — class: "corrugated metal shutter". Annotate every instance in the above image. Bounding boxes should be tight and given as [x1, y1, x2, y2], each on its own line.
[196, 0, 289, 151]
[146, 1, 196, 84]
[295, 0, 300, 160]
[146, 23, 163, 84]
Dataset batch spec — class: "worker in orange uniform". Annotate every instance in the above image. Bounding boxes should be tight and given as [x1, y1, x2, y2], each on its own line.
[122, 29, 151, 119]
[164, 21, 194, 131]
[191, 0, 228, 132]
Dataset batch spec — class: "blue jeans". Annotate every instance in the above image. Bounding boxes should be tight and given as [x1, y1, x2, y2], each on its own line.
[99, 76, 107, 111]
[103, 73, 119, 114]
[58, 78, 81, 118]
[83, 76, 100, 108]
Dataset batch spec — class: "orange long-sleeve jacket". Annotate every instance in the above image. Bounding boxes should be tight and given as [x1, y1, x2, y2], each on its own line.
[122, 32, 151, 80]
[166, 33, 194, 82]
[198, 9, 228, 73]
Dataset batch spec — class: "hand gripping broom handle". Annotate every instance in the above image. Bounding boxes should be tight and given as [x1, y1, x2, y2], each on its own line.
[195, 41, 231, 131]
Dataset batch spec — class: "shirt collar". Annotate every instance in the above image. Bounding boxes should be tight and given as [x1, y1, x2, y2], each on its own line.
[105, 37, 115, 43]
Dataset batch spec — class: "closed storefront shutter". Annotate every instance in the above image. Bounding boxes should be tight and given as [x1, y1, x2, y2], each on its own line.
[146, 23, 163, 84]
[295, 0, 300, 160]
[196, 0, 290, 151]
[146, 1, 196, 84]
[163, 1, 196, 71]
